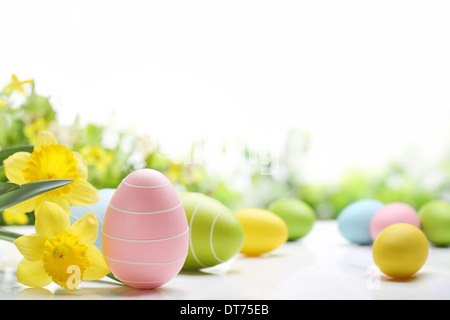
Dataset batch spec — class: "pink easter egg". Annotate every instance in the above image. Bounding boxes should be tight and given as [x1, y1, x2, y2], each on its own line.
[102, 169, 189, 289]
[370, 202, 420, 240]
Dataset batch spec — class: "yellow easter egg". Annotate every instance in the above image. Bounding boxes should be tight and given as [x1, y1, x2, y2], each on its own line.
[372, 223, 429, 278]
[235, 208, 288, 256]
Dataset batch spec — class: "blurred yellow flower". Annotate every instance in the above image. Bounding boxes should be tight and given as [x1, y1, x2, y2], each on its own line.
[0, 97, 7, 109]
[14, 201, 109, 290]
[3, 131, 99, 216]
[186, 165, 204, 185]
[24, 118, 50, 144]
[3, 74, 33, 96]
[167, 161, 204, 186]
[79, 145, 114, 173]
[167, 161, 184, 184]
[2, 210, 29, 225]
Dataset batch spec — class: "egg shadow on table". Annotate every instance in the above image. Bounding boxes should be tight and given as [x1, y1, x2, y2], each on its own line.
[234, 251, 287, 267]
[430, 242, 450, 248]
[179, 269, 218, 276]
[17, 286, 162, 300]
[244, 253, 280, 259]
[179, 265, 241, 276]
[381, 273, 424, 283]
[52, 285, 171, 299]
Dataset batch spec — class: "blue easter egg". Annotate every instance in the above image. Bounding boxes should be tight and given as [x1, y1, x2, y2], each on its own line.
[70, 188, 116, 251]
[337, 199, 384, 245]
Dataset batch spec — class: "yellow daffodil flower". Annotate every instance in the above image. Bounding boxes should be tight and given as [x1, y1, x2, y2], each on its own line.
[2, 210, 29, 225]
[0, 97, 7, 109]
[167, 161, 184, 184]
[167, 162, 204, 186]
[3, 74, 34, 96]
[79, 145, 114, 173]
[3, 130, 99, 216]
[14, 201, 109, 290]
[24, 118, 50, 145]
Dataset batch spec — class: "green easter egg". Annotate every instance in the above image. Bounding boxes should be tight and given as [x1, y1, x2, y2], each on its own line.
[418, 200, 450, 246]
[267, 198, 316, 241]
[179, 192, 245, 270]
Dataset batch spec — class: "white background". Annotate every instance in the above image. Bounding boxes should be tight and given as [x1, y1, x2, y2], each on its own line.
[1, 0, 450, 183]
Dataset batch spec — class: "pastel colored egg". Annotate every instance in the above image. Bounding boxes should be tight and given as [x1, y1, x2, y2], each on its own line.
[267, 198, 316, 241]
[235, 208, 288, 256]
[178, 192, 245, 270]
[372, 223, 428, 278]
[102, 169, 189, 289]
[370, 202, 420, 240]
[70, 188, 116, 252]
[337, 199, 384, 245]
[418, 200, 450, 246]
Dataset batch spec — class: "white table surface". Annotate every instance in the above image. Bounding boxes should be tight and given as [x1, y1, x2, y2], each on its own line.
[1, 220, 450, 300]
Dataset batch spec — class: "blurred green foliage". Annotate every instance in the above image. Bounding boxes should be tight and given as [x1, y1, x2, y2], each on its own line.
[0, 74, 446, 224]
[0, 74, 241, 224]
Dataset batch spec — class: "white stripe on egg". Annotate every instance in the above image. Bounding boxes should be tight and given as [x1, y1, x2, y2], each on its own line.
[104, 255, 187, 265]
[209, 209, 232, 263]
[102, 228, 189, 242]
[121, 180, 171, 189]
[183, 193, 230, 268]
[108, 201, 183, 215]
[119, 278, 171, 285]
[188, 197, 211, 268]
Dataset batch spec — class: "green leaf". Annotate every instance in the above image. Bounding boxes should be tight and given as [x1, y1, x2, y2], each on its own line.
[0, 145, 34, 165]
[0, 179, 74, 212]
[0, 227, 24, 242]
[0, 182, 20, 195]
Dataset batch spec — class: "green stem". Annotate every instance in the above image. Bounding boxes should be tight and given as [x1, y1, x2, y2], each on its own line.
[0, 227, 123, 285]
[0, 234, 19, 243]
[105, 272, 124, 285]
[0, 227, 24, 241]
[0, 227, 23, 243]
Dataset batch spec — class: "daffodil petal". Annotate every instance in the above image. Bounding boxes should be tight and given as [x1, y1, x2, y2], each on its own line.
[83, 246, 110, 281]
[3, 151, 30, 184]
[35, 195, 71, 217]
[16, 259, 52, 288]
[5, 197, 37, 214]
[35, 201, 70, 239]
[14, 233, 46, 261]
[69, 213, 98, 247]
[34, 131, 58, 150]
[73, 152, 88, 180]
[66, 180, 99, 206]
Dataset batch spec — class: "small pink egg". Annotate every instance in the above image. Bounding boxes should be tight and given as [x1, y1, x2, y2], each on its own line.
[370, 202, 420, 240]
[102, 169, 189, 289]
